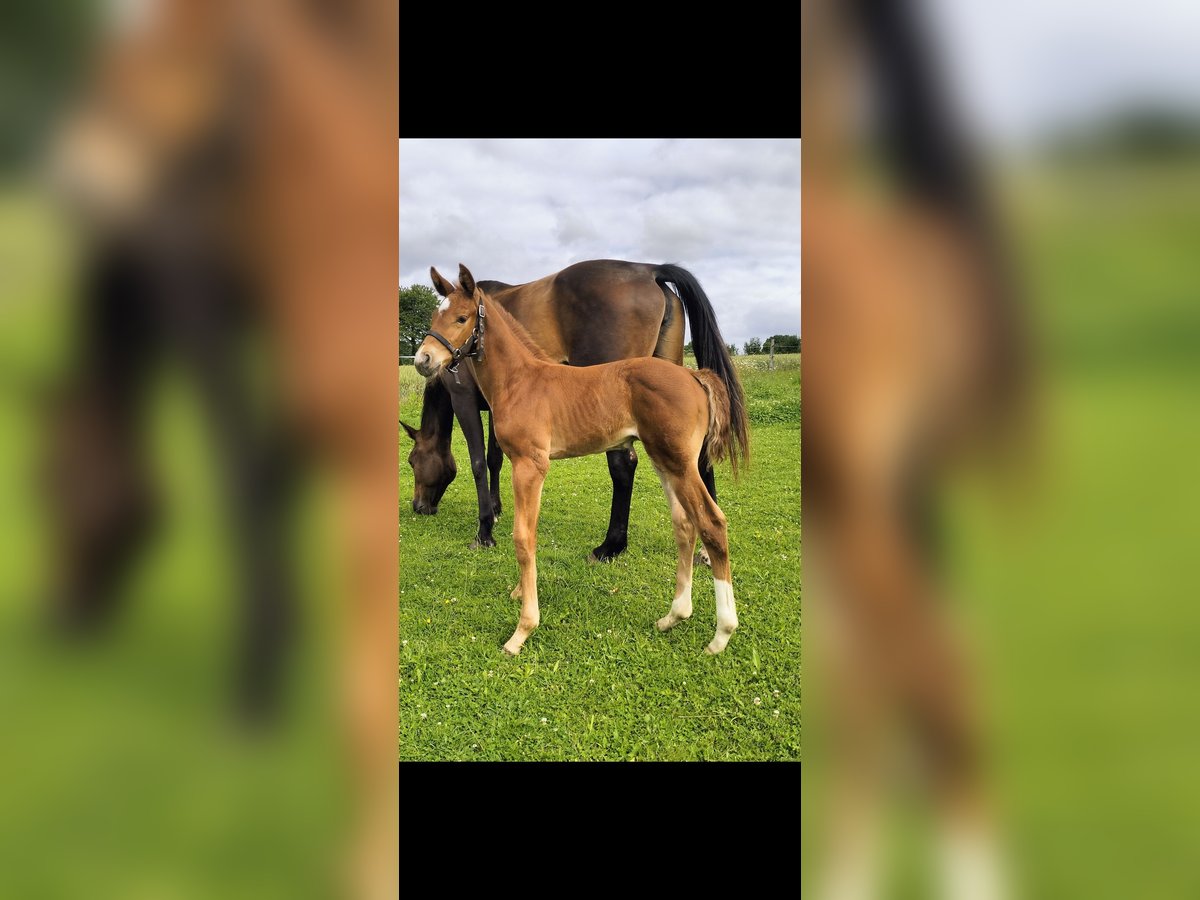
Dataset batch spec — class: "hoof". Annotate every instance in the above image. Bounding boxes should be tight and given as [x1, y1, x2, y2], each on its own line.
[510, 585, 521, 600]
[470, 536, 497, 550]
[501, 643, 520, 657]
[590, 541, 626, 563]
[656, 615, 677, 632]
[695, 548, 712, 568]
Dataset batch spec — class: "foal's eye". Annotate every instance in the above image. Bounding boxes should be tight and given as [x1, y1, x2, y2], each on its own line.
[456, 316, 468, 324]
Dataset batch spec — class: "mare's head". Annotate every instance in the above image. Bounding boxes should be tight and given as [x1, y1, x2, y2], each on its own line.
[401, 418, 455, 515]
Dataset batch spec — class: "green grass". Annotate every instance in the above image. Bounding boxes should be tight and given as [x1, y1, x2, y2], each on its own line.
[941, 160, 1200, 900]
[398, 355, 801, 760]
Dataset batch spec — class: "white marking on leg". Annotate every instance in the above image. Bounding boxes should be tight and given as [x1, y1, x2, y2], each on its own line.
[938, 820, 1009, 900]
[656, 573, 693, 632]
[816, 811, 883, 900]
[705, 578, 738, 654]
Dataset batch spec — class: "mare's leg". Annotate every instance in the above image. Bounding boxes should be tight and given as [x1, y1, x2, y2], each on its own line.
[653, 468, 697, 632]
[486, 411, 504, 519]
[448, 387, 495, 549]
[591, 447, 637, 562]
[503, 454, 547, 655]
[695, 447, 716, 568]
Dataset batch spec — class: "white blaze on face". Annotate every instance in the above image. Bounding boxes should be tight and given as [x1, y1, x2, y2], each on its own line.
[437, 297, 450, 313]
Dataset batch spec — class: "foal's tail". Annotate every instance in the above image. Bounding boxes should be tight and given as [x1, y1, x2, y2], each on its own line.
[692, 369, 744, 480]
[654, 264, 750, 476]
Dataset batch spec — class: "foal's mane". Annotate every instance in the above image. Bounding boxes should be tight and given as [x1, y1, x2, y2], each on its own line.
[475, 287, 555, 363]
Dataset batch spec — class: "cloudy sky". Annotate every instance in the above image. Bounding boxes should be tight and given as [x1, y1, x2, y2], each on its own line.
[398, 139, 801, 350]
[924, 0, 1200, 146]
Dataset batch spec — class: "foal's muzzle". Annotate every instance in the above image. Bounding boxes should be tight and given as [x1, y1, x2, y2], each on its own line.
[413, 350, 439, 378]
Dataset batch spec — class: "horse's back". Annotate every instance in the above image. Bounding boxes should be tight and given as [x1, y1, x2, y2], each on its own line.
[495, 260, 678, 366]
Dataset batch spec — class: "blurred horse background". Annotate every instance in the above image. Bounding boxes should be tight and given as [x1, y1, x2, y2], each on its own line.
[0, 1, 396, 897]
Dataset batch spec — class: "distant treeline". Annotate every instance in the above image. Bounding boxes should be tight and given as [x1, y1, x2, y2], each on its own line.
[741, 335, 800, 355]
[684, 335, 800, 356]
[1044, 106, 1200, 162]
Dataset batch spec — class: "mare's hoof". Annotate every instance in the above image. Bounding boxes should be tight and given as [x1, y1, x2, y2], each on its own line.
[470, 535, 497, 550]
[589, 543, 626, 563]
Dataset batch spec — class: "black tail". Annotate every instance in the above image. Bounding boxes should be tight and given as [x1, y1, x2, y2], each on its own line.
[655, 264, 750, 476]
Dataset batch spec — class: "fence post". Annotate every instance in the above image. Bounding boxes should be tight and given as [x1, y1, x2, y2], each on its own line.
[768, 336, 775, 371]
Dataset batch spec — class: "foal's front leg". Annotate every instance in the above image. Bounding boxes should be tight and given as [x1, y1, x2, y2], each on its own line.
[503, 455, 547, 656]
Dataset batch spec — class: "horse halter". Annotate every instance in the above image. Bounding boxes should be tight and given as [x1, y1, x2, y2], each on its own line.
[425, 298, 487, 383]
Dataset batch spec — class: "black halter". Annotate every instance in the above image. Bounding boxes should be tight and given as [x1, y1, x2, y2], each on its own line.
[426, 299, 487, 383]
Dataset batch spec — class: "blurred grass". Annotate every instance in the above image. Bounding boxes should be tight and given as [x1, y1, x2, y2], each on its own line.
[398, 356, 801, 760]
[0, 189, 345, 898]
[942, 158, 1200, 899]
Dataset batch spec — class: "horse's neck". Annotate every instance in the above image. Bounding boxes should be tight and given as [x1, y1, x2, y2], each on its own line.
[470, 297, 541, 407]
[421, 380, 455, 447]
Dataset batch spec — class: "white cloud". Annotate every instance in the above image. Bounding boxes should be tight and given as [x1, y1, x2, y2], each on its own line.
[399, 139, 801, 348]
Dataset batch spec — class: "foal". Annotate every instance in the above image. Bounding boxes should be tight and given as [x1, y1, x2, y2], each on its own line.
[415, 264, 750, 656]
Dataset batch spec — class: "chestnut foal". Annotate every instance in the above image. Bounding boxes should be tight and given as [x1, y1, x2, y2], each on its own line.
[415, 265, 749, 656]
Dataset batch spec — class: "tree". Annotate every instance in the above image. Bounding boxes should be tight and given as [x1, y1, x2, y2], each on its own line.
[743, 337, 762, 355]
[684, 340, 694, 355]
[399, 284, 440, 356]
[764, 334, 801, 354]
[727, 343, 738, 356]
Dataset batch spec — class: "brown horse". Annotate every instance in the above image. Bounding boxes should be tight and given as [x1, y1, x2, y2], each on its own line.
[402, 260, 735, 560]
[416, 265, 750, 656]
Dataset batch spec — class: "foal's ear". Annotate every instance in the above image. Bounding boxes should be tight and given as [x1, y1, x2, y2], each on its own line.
[458, 264, 476, 297]
[401, 421, 419, 441]
[430, 267, 455, 297]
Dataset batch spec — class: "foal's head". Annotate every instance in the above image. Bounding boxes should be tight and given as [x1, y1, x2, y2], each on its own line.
[414, 264, 482, 378]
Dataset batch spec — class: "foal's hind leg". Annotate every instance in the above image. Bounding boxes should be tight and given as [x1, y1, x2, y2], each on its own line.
[674, 471, 737, 654]
[653, 468, 696, 632]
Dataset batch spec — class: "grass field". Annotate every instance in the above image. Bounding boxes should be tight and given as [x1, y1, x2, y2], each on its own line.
[398, 354, 801, 761]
